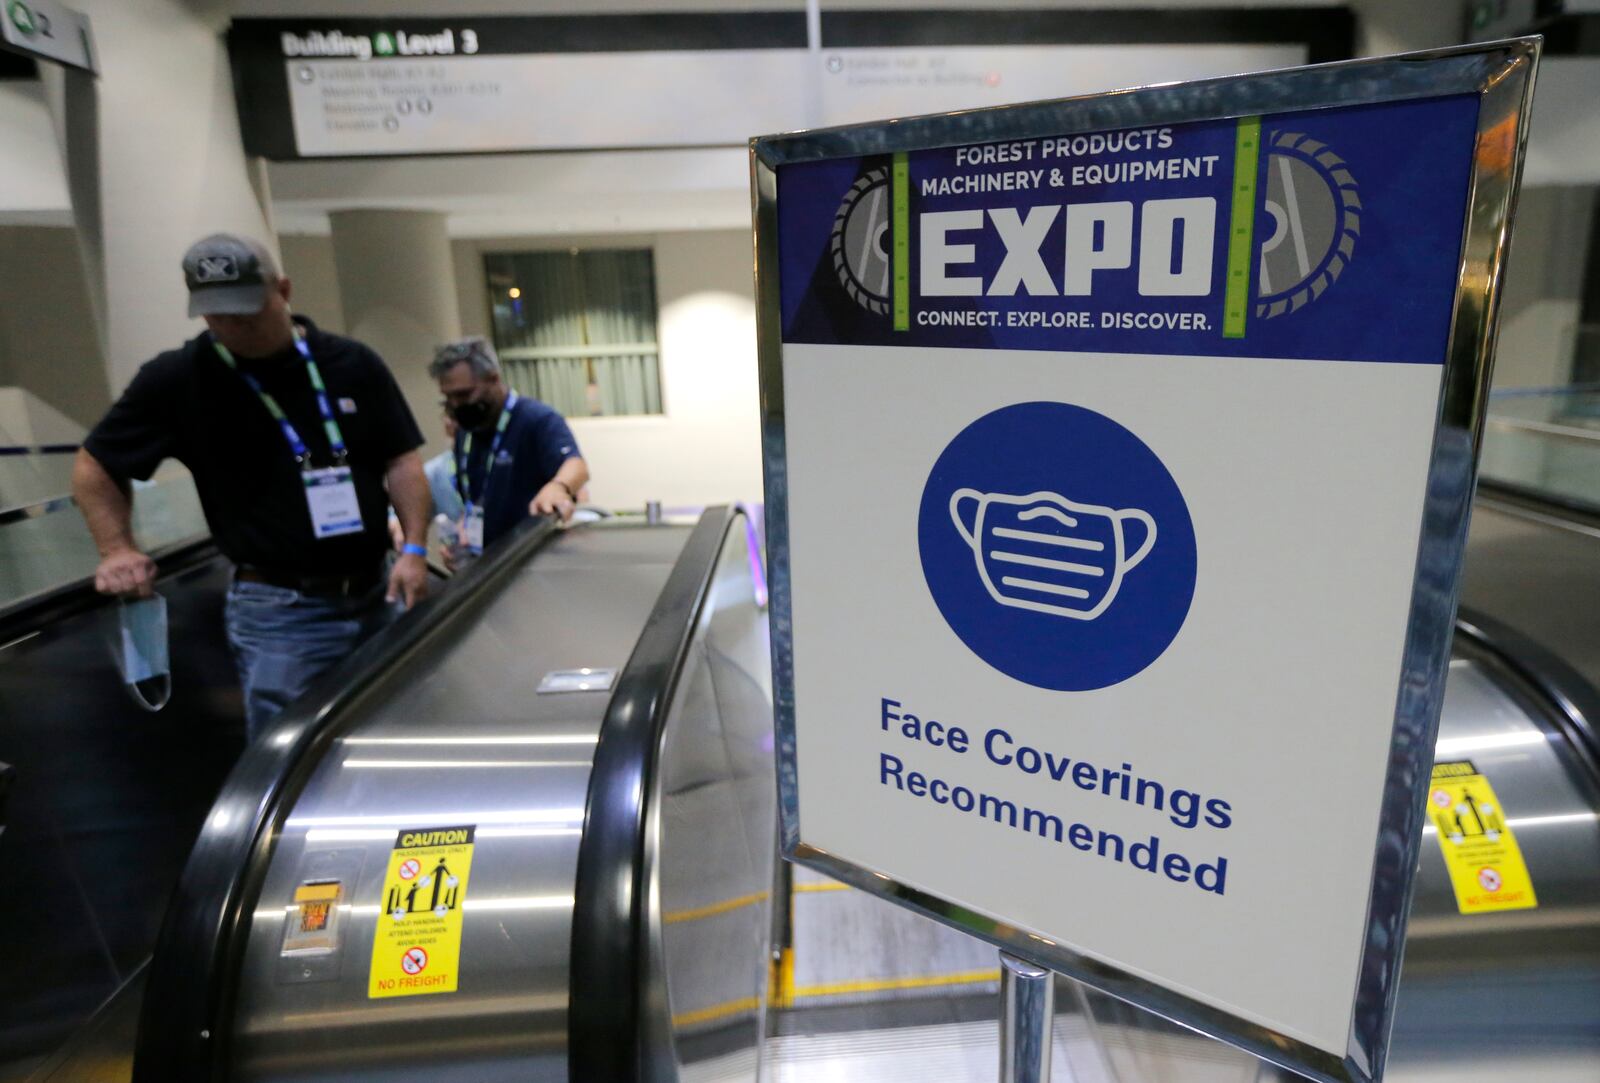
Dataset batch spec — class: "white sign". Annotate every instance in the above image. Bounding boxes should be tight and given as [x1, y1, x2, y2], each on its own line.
[280, 44, 1299, 158]
[0, 0, 94, 74]
[754, 40, 1537, 1083]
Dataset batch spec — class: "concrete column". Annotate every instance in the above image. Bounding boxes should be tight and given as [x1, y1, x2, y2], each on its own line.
[329, 210, 461, 457]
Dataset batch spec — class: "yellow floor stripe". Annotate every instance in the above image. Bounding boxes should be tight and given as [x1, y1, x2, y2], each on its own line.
[793, 881, 852, 894]
[791, 968, 1000, 999]
[684, 967, 1000, 1026]
[672, 995, 761, 1027]
[663, 890, 770, 925]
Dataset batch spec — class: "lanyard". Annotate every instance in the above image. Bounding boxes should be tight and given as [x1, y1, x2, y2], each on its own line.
[454, 391, 518, 511]
[213, 330, 348, 467]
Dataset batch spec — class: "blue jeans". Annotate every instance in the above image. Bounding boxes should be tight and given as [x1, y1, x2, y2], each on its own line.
[224, 578, 395, 739]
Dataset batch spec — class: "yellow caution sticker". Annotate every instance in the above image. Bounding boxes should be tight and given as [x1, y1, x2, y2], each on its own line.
[368, 825, 475, 998]
[1429, 761, 1536, 914]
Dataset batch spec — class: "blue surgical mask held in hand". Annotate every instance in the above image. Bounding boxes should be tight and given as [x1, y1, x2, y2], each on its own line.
[117, 594, 172, 711]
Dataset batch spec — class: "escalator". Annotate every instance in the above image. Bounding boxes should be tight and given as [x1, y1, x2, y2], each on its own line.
[10, 489, 1600, 1081]
[111, 505, 775, 1082]
[0, 470, 775, 1083]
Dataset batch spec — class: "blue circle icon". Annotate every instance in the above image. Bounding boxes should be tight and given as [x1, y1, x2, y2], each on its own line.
[917, 402, 1197, 691]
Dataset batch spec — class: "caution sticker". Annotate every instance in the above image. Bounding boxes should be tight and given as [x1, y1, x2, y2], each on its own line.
[1429, 762, 1536, 914]
[368, 825, 475, 998]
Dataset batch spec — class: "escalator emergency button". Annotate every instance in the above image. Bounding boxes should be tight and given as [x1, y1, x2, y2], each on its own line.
[281, 881, 344, 956]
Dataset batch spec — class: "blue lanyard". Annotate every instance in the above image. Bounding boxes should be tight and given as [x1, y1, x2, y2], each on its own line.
[212, 331, 349, 467]
[455, 391, 518, 512]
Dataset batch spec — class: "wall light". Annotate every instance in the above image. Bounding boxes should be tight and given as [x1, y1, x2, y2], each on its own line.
[509, 287, 522, 299]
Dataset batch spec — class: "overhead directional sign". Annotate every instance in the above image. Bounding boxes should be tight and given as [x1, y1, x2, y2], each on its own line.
[224, 16, 1310, 160]
[0, 0, 94, 74]
[752, 39, 1538, 1083]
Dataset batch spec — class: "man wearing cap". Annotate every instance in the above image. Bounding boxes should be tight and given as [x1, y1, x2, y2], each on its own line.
[428, 337, 587, 559]
[73, 233, 433, 736]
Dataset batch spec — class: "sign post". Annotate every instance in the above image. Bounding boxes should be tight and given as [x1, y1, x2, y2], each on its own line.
[999, 951, 1054, 1083]
[752, 39, 1537, 1083]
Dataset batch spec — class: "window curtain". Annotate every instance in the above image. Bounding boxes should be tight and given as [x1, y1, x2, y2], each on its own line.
[486, 250, 662, 417]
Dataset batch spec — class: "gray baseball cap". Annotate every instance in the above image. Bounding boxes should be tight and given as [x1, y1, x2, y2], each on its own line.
[182, 233, 280, 317]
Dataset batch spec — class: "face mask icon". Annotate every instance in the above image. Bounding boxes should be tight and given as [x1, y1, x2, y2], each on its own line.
[949, 489, 1156, 620]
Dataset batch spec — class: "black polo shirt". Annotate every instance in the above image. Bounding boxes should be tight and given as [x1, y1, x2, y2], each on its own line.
[83, 316, 423, 576]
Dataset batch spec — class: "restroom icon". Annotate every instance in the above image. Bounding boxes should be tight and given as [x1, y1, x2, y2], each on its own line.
[949, 488, 1156, 621]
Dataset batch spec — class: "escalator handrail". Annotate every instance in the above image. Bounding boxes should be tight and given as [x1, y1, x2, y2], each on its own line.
[1455, 605, 1600, 788]
[1475, 475, 1600, 530]
[569, 504, 742, 1081]
[0, 534, 216, 644]
[131, 514, 562, 1082]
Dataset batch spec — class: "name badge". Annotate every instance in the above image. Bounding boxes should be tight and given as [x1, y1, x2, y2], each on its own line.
[304, 466, 364, 539]
[462, 507, 485, 553]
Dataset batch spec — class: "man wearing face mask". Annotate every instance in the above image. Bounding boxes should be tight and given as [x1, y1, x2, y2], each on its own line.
[73, 233, 432, 737]
[428, 337, 587, 557]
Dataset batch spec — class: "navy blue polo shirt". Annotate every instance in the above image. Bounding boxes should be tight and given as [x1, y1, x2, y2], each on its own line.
[454, 395, 581, 548]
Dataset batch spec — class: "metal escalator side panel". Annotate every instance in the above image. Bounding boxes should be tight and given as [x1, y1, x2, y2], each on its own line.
[1454, 606, 1600, 788]
[220, 521, 690, 1082]
[132, 518, 563, 1083]
[645, 513, 777, 1079]
[1385, 629, 1600, 1074]
[568, 506, 756, 1083]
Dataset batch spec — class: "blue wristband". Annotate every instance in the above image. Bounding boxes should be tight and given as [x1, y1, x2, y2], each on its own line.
[401, 543, 427, 558]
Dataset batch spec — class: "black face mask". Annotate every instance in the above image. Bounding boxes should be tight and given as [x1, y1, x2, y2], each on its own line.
[451, 399, 493, 432]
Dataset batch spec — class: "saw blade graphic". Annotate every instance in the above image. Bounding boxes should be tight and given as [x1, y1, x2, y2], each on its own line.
[831, 168, 893, 316]
[1256, 132, 1360, 319]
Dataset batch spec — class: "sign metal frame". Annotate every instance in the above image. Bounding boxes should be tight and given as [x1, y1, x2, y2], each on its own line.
[750, 37, 1538, 1083]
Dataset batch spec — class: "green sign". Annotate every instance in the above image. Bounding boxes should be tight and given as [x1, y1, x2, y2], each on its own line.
[0, 0, 96, 73]
[8, 1, 35, 35]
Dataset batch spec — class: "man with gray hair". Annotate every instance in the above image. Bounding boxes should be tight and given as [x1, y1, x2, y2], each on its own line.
[74, 233, 433, 737]
[429, 336, 588, 555]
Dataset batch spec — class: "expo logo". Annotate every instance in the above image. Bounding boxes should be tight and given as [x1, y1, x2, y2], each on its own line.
[830, 173, 1214, 313]
[919, 198, 1216, 299]
[830, 129, 1359, 323]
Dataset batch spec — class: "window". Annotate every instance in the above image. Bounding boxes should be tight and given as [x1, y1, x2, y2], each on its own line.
[484, 249, 663, 417]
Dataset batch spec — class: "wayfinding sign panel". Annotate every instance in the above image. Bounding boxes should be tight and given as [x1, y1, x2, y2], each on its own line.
[752, 40, 1537, 1083]
[0, 0, 94, 74]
